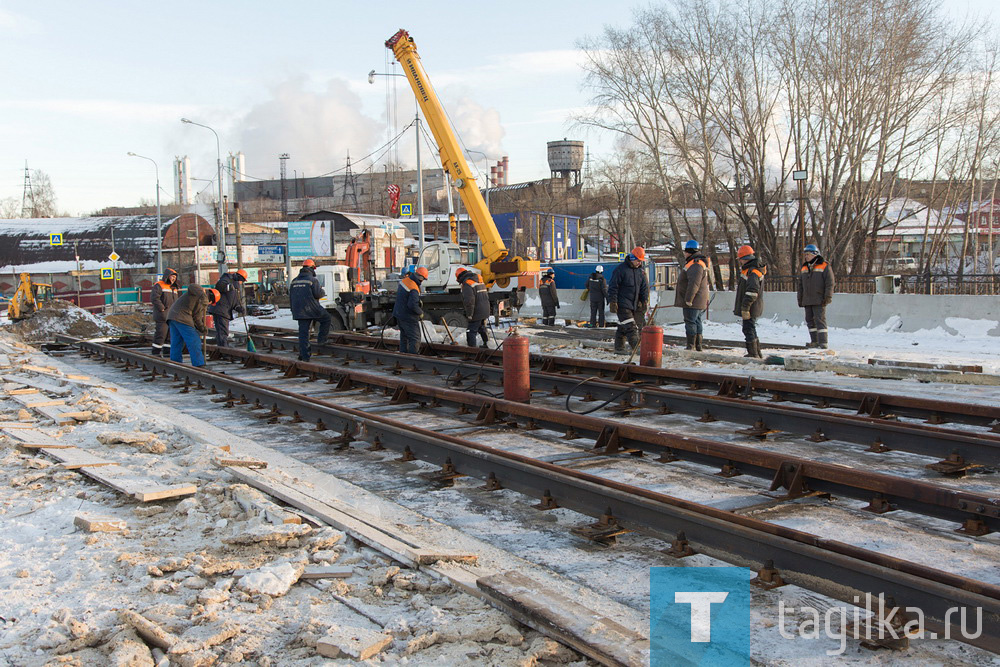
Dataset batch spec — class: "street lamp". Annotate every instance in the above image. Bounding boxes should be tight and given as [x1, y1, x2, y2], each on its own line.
[369, 70, 425, 251]
[181, 117, 227, 274]
[465, 149, 493, 261]
[127, 152, 162, 276]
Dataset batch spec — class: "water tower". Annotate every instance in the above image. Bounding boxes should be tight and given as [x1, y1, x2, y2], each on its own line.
[547, 139, 584, 186]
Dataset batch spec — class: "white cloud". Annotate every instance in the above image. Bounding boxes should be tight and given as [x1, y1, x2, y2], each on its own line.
[0, 8, 40, 33]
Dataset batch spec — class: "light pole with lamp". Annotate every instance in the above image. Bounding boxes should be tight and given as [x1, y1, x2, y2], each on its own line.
[181, 118, 227, 275]
[369, 70, 425, 253]
[127, 152, 162, 276]
[190, 177, 218, 285]
[465, 149, 492, 263]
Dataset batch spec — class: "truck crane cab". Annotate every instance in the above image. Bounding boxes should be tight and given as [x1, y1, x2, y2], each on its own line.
[416, 241, 464, 291]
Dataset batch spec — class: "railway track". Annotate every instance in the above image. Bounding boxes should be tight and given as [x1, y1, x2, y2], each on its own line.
[526, 321, 809, 351]
[241, 326, 1000, 474]
[62, 336, 1000, 654]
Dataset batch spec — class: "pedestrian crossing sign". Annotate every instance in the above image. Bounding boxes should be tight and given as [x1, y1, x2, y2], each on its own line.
[101, 268, 113, 280]
[618, 252, 626, 261]
[49, 233, 63, 246]
[115, 270, 122, 281]
[400, 203, 412, 216]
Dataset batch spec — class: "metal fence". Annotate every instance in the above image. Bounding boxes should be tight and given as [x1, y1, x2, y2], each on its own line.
[766, 273, 1000, 295]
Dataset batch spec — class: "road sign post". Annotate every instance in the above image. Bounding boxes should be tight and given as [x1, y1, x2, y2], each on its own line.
[49, 233, 63, 246]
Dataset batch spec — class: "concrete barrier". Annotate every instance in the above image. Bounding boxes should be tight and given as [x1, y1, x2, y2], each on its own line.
[516, 289, 1000, 337]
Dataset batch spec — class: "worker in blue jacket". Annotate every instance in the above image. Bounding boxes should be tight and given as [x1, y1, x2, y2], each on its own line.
[608, 247, 649, 354]
[289, 259, 332, 362]
[392, 266, 428, 354]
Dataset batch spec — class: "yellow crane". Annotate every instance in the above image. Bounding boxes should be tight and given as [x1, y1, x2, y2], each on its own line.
[7, 273, 53, 321]
[386, 29, 540, 288]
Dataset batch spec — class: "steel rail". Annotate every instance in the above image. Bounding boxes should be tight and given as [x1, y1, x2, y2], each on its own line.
[83, 337, 1000, 533]
[72, 338, 1000, 653]
[244, 328, 1000, 469]
[248, 325, 1000, 429]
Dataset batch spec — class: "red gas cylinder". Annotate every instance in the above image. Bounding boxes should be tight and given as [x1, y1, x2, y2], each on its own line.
[639, 325, 663, 367]
[502, 333, 531, 403]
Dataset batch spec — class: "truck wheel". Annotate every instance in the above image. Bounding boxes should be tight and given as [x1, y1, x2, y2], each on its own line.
[331, 313, 346, 331]
[442, 311, 467, 330]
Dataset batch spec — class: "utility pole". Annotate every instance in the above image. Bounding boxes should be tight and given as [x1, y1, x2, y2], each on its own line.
[233, 200, 243, 270]
[793, 168, 808, 250]
[415, 113, 425, 253]
[21, 161, 35, 218]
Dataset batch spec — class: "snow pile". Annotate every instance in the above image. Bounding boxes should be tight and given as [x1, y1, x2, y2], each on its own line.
[4, 299, 121, 342]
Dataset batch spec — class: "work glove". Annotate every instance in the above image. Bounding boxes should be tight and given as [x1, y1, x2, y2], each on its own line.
[741, 310, 751, 320]
[823, 298, 832, 306]
[610, 302, 618, 314]
[685, 301, 693, 308]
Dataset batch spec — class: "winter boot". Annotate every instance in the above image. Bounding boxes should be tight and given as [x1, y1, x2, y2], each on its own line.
[613, 332, 627, 355]
[694, 334, 703, 352]
[818, 331, 828, 350]
[685, 334, 695, 350]
[744, 341, 755, 358]
[626, 331, 640, 353]
[806, 330, 818, 348]
[752, 339, 763, 358]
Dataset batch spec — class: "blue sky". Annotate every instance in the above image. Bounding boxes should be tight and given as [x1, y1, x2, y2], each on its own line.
[0, 0, 996, 215]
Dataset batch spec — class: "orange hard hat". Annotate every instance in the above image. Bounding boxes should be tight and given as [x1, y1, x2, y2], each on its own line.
[455, 267, 467, 280]
[415, 266, 429, 280]
[207, 288, 220, 304]
[631, 247, 646, 261]
[303, 258, 316, 268]
[737, 245, 755, 259]
[235, 269, 248, 280]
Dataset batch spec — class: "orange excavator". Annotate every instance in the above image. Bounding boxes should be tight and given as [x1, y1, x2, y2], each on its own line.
[7, 273, 53, 322]
[342, 229, 373, 294]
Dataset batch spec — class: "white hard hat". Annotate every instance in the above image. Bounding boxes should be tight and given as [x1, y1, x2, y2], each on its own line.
[595, 265, 604, 273]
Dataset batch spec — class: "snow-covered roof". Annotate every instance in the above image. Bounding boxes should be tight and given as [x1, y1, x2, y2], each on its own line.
[876, 200, 949, 237]
[0, 215, 172, 273]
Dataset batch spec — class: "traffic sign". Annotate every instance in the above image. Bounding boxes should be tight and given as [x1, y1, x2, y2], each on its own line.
[618, 252, 626, 262]
[400, 203, 412, 216]
[109, 251, 120, 262]
[49, 233, 63, 246]
[100, 268, 113, 280]
[115, 270, 122, 281]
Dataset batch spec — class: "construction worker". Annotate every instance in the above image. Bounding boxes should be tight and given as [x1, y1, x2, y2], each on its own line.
[608, 247, 649, 354]
[209, 267, 248, 348]
[587, 265, 609, 328]
[457, 267, 490, 348]
[166, 285, 216, 367]
[150, 268, 180, 357]
[539, 269, 559, 326]
[797, 244, 835, 349]
[674, 240, 710, 350]
[393, 266, 428, 354]
[734, 245, 766, 358]
[289, 259, 332, 362]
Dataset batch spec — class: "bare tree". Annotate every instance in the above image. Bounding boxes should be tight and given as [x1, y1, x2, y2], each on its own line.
[0, 197, 20, 218]
[29, 170, 62, 217]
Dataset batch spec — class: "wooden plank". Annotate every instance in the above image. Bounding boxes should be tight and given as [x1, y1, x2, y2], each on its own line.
[1, 374, 72, 395]
[17, 442, 75, 450]
[84, 466, 197, 502]
[1, 426, 65, 444]
[868, 357, 983, 373]
[74, 514, 127, 532]
[0, 421, 39, 430]
[42, 447, 116, 469]
[228, 468, 462, 569]
[25, 399, 66, 408]
[478, 571, 651, 667]
[301, 565, 354, 580]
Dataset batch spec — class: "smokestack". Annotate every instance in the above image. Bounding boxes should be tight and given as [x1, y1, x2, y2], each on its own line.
[490, 166, 498, 188]
[502, 156, 509, 185]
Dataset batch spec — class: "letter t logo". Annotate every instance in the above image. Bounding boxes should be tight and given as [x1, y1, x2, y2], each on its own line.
[675, 591, 729, 642]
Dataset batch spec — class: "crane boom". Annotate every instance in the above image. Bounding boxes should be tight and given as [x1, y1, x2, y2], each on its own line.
[386, 29, 539, 287]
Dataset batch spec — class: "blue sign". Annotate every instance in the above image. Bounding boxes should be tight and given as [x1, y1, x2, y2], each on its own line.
[258, 245, 283, 255]
[400, 203, 412, 216]
[651, 567, 753, 666]
[100, 268, 113, 279]
[287, 220, 313, 258]
[49, 233, 63, 246]
[619, 252, 626, 262]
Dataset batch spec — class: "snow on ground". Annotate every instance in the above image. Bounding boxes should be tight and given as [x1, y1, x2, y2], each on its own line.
[62, 329, 1000, 664]
[0, 334, 582, 666]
